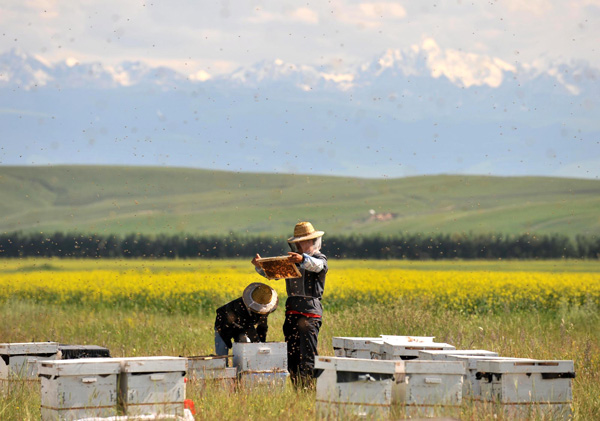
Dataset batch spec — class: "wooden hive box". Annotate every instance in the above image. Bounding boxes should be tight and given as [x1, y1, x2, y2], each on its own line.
[38, 358, 121, 420]
[118, 356, 187, 417]
[232, 342, 287, 372]
[0, 342, 59, 380]
[187, 356, 236, 389]
[233, 343, 289, 390]
[476, 359, 575, 420]
[237, 371, 290, 390]
[446, 355, 534, 399]
[57, 344, 111, 360]
[315, 356, 464, 418]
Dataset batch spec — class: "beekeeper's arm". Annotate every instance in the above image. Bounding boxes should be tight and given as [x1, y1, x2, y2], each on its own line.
[252, 253, 268, 277]
[256, 314, 268, 342]
[288, 252, 325, 272]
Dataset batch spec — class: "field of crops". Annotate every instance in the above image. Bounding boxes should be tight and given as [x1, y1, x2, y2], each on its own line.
[1, 258, 599, 420]
[1, 258, 599, 313]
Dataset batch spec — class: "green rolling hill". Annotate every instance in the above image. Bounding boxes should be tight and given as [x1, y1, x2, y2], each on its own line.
[1, 165, 599, 238]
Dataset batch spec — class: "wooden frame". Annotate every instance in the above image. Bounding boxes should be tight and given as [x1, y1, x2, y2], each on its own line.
[256, 256, 301, 279]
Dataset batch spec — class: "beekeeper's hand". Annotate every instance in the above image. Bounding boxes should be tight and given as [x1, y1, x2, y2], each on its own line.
[287, 252, 303, 264]
[251, 253, 262, 267]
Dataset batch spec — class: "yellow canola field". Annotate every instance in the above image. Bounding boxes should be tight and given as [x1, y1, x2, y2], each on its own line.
[0, 259, 598, 313]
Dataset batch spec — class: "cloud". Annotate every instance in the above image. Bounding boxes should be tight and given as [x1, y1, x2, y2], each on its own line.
[502, 0, 554, 15]
[247, 7, 319, 25]
[290, 7, 319, 24]
[334, 2, 407, 29]
[26, 0, 59, 19]
[359, 2, 407, 19]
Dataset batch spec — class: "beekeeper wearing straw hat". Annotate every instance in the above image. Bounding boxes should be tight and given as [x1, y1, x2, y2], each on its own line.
[214, 283, 278, 359]
[252, 221, 328, 387]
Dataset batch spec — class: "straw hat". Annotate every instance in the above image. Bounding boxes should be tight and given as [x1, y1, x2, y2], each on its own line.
[287, 221, 325, 243]
[242, 283, 278, 314]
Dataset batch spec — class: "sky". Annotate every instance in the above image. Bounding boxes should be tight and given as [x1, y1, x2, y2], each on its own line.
[1, 0, 599, 78]
[0, 1, 599, 180]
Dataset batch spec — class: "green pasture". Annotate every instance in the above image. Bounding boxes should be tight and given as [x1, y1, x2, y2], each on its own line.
[1, 300, 599, 420]
[1, 165, 599, 237]
[2, 256, 599, 273]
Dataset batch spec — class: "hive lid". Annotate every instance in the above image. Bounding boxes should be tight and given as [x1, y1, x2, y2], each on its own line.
[317, 357, 466, 375]
[332, 336, 380, 349]
[451, 355, 535, 370]
[315, 356, 337, 370]
[477, 359, 575, 374]
[328, 357, 406, 374]
[119, 356, 187, 373]
[37, 358, 121, 376]
[343, 337, 382, 350]
[0, 342, 59, 355]
[401, 360, 466, 375]
[383, 341, 456, 353]
[419, 350, 498, 359]
[380, 335, 436, 343]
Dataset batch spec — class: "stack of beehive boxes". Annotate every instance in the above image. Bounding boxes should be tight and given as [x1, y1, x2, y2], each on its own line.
[37, 356, 187, 420]
[316, 356, 464, 418]
[476, 359, 575, 419]
[0, 342, 111, 382]
[320, 335, 575, 419]
[232, 342, 289, 389]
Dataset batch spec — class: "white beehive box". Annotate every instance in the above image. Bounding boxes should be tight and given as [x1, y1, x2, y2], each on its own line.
[187, 355, 226, 372]
[381, 339, 455, 360]
[331, 337, 380, 358]
[118, 356, 187, 417]
[187, 356, 236, 384]
[232, 342, 287, 372]
[0, 342, 59, 380]
[238, 371, 290, 389]
[452, 356, 535, 399]
[477, 359, 574, 419]
[38, 358, 121, 420]
[343, 337, 381, 359]
[315, 356, 464, 418]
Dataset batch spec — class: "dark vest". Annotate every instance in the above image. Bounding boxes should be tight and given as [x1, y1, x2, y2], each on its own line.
[285, 251, 328, 316]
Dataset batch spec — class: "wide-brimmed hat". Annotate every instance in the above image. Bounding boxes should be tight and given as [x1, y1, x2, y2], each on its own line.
[287, 221, 325, 243]
[242, 283, 278, 314]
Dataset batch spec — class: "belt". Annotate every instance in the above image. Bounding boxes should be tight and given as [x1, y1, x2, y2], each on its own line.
[286, 310, 321, 318]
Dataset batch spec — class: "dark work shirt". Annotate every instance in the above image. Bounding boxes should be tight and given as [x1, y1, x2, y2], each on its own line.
[214, 297, 269, 348]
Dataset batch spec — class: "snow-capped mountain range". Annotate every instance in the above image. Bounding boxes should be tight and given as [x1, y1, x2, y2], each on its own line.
[2, 40, 598, 95]
[1, 43, 598, 179]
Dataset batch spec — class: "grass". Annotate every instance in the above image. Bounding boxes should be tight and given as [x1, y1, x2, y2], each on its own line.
[2, 256, 600, 273]
[1, 165, 599, 237]
[1, 299, 599, 420]
[0, 258, 598, 419]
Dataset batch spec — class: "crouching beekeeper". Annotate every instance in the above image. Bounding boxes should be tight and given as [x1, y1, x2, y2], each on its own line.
[214, 282, 279, 357]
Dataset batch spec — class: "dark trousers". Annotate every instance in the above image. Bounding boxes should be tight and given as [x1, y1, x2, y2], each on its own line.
[283, 313, 321, 386]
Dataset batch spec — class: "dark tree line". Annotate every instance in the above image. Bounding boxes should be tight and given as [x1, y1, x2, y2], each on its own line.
[0, 232, 598, 259]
